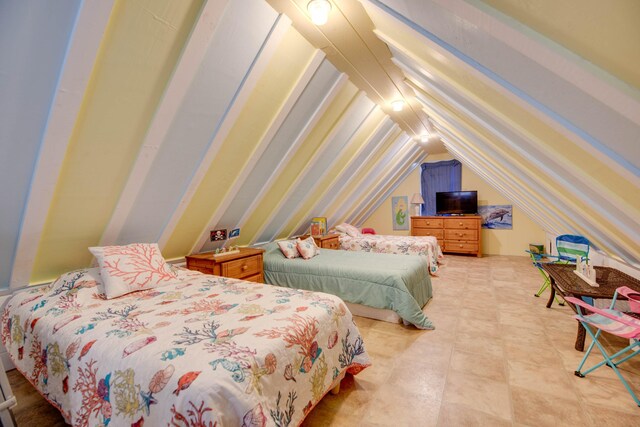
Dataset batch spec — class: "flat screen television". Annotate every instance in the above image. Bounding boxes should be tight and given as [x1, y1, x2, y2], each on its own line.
[436, 191, 478, 215]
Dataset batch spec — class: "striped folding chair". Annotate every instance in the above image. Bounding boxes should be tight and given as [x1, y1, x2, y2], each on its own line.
[528, 235, 590, 305]
[566, 286, 640, 407]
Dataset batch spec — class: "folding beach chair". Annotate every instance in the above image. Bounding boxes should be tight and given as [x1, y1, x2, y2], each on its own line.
[527, 235, 590, 305]
[565, 286, 640, 407]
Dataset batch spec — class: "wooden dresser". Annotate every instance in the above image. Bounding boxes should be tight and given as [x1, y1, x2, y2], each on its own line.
[185, 247, 265, 283]
[411, 215, 482, 257]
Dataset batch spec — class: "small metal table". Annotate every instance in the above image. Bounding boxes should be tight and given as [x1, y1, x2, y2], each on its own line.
[541, 264, 640, 351]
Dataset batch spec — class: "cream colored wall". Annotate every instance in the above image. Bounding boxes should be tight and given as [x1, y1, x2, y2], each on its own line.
[362, 152, 547, 256]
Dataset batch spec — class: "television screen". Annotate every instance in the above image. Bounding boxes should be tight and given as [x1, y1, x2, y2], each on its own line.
[435, 191, 478, 215]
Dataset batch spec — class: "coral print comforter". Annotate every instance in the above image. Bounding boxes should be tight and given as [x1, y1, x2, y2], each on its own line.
[2, 267, 370, 426]
[339, 234, 444, 275]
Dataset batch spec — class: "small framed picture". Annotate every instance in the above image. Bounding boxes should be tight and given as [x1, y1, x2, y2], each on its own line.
[229, 228, 240, 239]
[310, 217, 327, 236]
[210, 229, 227, 241]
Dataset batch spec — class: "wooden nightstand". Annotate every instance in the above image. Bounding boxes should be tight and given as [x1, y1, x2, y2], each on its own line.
[185, 247, 265, 283]
[312, 234, 340, 250]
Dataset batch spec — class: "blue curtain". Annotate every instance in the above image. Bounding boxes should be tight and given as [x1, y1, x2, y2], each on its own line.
[420, 160, 462, 215]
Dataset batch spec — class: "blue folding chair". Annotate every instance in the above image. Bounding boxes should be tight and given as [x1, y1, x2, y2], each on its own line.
[527, 235, 590, 305]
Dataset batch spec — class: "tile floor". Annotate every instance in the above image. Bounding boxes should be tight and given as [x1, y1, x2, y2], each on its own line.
[6, 255, 640, 426]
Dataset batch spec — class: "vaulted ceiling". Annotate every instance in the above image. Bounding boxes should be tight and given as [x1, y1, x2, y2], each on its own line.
[1, 0, 638, 291]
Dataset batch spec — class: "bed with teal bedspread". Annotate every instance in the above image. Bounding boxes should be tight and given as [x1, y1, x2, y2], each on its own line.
[262, 242, 434, 329]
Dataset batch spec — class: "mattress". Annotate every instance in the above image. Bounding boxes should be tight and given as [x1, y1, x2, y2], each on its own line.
[262, 242, 434, 329]
[338, 234, 444, 275]
[2, 267, 371, 426]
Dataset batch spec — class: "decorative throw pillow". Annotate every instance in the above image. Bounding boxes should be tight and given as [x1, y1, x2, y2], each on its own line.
[49, 267, 103, 295]
[297, 236, 319, 259]
[277, 240, 300, 259]
[88, 243, 179, 299]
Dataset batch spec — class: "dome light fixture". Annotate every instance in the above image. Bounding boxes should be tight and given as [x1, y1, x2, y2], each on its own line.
[308, 0, 332, 26]
[391, 100, 405, 112]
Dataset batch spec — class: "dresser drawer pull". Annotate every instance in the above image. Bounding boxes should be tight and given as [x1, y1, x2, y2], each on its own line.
[242, 265, 248, 271]
[459, 244, 463, 248]
[426, 222, 430, 225]
[459, 222, 463, 226]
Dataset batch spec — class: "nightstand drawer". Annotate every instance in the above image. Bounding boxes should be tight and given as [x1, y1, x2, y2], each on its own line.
[412, 217, 443, 229]
[444, 229, 478, 241]
[243, 273, 264, 283]
[320, 237, 340, 249]
[222, 255, 262, 279]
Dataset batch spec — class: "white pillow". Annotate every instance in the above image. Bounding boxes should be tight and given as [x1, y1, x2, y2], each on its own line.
[277, 240, 300, 259]
[88, 243, 179, 299]
[296, 236, 319, 259]
[336, 223, 360, 237]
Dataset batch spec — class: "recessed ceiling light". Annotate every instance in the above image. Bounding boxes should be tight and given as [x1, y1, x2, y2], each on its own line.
[420, 133, 430, 143]
[308, 0, 331, 26]
[391, 100, 405, 112]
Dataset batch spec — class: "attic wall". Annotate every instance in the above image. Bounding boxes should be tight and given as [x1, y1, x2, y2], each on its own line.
[1, 0, 638, 291]
[362, 154, 546, 256]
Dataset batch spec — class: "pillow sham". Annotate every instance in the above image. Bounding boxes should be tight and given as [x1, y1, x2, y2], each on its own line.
[277, 240, 300, 259]
[88, 243, 179, 299]
[336, 223, 360, 237]
[297, 236, 319, 259]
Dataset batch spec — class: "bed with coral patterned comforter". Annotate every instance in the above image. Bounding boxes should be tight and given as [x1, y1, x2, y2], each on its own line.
[1, 267, 370, 426]
[338, 234, 443, 275]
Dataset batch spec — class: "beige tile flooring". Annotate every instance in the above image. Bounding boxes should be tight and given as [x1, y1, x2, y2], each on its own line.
[7, 255, 640, 426]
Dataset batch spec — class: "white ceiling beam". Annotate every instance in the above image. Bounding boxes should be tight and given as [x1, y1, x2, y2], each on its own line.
[367, 3, 639, 182]
[10, 0, 115, 290]
[247, 91, 374, 244]
[331, 133, 413, 225]
[352, 150, 426, 226]
[228, 73, 349, 245]
[157, 14, 292, 249]
[189, 50, 326, 253]
[101, 0, 231, 246]
[288, 117, 398, 236]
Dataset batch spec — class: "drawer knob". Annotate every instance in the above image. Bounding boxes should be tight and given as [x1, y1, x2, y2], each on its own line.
[242, 265, 248, 271]
[459, 244, 463, 248]
[458, 233, 463, 236]
[426, 222, 430, 225]
[459, 222, 463, 226]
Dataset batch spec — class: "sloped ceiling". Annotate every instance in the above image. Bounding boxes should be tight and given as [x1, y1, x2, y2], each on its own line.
[0, 0, 638, 291]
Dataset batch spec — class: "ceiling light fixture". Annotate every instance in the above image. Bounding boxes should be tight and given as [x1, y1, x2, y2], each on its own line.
[391, 100, 405, 112]
[420, 133, 430, 143]
[308, 0, 331, 26]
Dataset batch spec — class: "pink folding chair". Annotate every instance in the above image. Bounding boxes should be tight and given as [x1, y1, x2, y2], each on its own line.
[565, 286, 640, 407]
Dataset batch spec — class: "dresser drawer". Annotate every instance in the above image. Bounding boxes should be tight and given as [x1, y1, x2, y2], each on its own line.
[413, 228, 444, 240]
[412, 217, 443, 229]
[221, 255, 262, 279]
[444, 241, 478, 253]
[444, 229, 478, 241]
[444, 217, 479, 230]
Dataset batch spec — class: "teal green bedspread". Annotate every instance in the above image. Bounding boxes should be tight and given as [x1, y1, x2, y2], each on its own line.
[262, 242, 434, 329]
